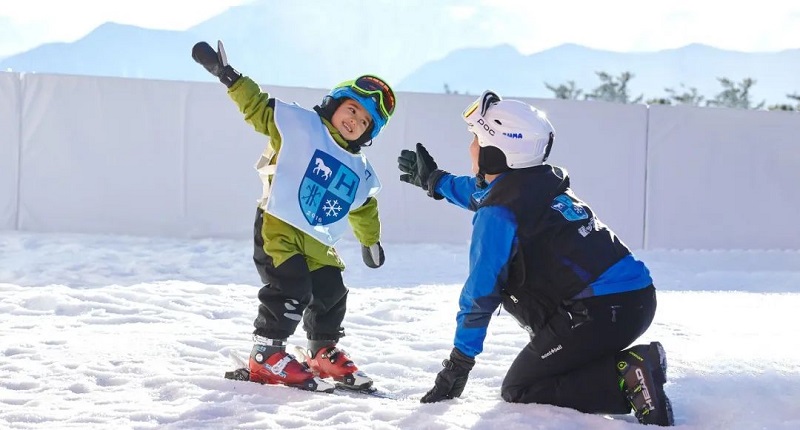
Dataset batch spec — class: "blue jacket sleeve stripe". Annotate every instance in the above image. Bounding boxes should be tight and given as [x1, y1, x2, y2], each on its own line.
[453, 205, 517, 358]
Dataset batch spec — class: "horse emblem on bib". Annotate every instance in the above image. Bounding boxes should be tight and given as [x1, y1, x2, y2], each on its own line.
[299, 150, 360, 225]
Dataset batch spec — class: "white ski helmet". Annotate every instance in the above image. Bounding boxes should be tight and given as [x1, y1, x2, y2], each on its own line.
[463, 90, 555, 172]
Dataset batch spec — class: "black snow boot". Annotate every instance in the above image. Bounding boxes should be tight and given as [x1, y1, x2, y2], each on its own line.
[616, 341, 674, 426]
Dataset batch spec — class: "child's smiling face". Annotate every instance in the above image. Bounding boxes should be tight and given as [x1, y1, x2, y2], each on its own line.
[331, 99, 372, 141]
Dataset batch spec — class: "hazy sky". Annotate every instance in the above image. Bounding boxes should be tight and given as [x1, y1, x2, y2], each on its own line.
[0, 0, 245, 57]
[2, 0, 799, 57]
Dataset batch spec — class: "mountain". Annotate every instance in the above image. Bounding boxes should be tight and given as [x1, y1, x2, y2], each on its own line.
[0, 22, 209, 81]
[185, 0, 522, 87]
[1, 0, 799, 105]
[0, 0, 520, 87]
[397, 43, 800, 105]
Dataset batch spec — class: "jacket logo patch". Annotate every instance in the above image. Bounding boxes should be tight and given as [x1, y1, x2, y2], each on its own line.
[550, 194, 589, 221]
[299, 150, 359, 225]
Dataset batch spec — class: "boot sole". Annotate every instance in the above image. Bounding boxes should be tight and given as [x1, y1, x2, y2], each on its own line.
[646, 342, 674, 426]
[649, 341, 668, 385]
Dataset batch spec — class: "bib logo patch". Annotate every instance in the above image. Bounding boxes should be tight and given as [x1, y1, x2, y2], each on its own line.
[550, 194, 589, 221]
[299, 150, 360, 225]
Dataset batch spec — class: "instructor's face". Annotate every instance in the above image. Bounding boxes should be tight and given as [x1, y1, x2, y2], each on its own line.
[469, 135, 480, 175]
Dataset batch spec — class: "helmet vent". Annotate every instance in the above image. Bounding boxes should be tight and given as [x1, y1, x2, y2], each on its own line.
[494, 119, 503, 125]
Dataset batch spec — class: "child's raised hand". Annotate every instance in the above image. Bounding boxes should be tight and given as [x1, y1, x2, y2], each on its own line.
[191, 40, 242, 88]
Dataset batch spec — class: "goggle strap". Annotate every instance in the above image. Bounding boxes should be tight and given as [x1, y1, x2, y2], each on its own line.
[480, 91, 501, 116]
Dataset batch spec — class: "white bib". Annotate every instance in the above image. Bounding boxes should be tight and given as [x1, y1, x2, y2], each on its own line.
[265, 100, 381, 246]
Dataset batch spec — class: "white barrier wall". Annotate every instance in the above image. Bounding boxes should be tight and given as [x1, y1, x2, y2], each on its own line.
[182, 81, 270, 238]
[3, 73, 799, 250]
[0, 72, 20, 230]
[518, 98, 648, 250]
[19, 74, 187, 236]
[646, 105, 800, 249]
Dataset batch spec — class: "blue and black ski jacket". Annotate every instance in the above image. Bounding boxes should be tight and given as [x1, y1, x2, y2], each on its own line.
[432, 165, 653, 359]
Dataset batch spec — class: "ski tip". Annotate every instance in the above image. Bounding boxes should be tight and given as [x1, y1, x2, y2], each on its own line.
[228, 350, 248, 369]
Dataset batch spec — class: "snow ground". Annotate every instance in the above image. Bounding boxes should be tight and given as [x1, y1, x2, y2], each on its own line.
[1, 232, 799, 429]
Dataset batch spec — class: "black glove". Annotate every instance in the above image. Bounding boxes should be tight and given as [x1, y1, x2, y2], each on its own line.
[398, 143, 446, 199]
[191, 40, 242, 88]
[361, 242, 385, 268]
[420, 348, 475, 403]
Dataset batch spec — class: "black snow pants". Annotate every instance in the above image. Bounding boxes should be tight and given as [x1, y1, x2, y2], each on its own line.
[251, 208, 348, 342]
[501, 285, 657, 414]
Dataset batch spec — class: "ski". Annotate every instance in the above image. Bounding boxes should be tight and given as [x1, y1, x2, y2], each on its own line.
[333, 383, 402, 400]
[228, 350, 248, 370]
[223, 366, 335, 393]
[224, 366, 401, 399]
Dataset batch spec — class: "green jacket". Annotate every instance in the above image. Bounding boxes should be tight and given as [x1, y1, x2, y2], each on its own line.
[228, 77, 382, 271]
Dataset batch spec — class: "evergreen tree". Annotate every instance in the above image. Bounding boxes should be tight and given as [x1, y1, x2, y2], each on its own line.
[544, 80, 583, 100]
[768, 93, 800, 111]
[664, 84, 705, 106]
[707, 78, 765, 109]
[768, 104, 796, 111]
[585, 71, 643, 104]
[646, 97, 672, 105]
[538, 73, 800, 110]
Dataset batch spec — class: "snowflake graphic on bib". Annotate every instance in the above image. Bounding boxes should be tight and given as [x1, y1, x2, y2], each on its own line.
[298, 150, 359, 226]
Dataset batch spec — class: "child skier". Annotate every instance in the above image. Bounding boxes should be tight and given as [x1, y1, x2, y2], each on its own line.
[193, 40, 395, 392]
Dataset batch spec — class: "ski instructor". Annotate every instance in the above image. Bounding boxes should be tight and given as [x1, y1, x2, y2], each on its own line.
[397, 90, 673, 426]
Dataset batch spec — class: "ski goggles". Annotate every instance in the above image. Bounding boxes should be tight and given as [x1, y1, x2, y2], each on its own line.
[345, 75, 396, 121]
[463, 90, 501, 123]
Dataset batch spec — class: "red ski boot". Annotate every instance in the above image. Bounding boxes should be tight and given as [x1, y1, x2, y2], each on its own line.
[303, 345, 373, 390]
[249, 347, 334, 393]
